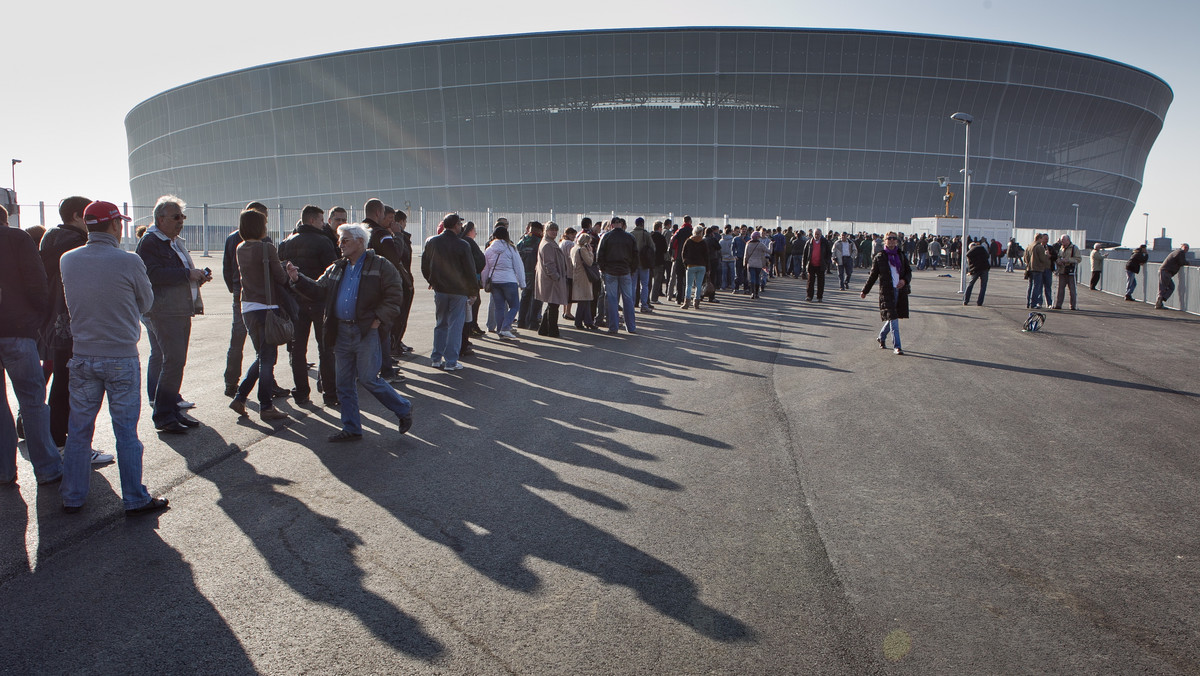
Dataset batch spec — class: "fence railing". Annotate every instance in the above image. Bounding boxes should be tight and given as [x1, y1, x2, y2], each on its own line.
[1079, 254, 1196, 315]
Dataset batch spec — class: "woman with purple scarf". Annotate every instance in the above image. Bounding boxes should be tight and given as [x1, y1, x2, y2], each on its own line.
[860, 231, 912, 355]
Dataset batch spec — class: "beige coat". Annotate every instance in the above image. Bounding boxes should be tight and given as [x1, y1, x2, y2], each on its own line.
[535, 237, 570, 306]
[570, 243, 595, 301]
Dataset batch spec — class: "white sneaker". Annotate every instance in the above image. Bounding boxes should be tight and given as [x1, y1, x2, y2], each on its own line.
[442, 362, 465, 372]
[498, 330, 516, 340]
[431, 359, 445, 368]
[178, 400, 196, 409]
[91, 450, 115, 465]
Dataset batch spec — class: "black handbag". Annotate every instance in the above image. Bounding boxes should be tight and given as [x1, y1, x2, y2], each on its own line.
[261, 243, 295, 346]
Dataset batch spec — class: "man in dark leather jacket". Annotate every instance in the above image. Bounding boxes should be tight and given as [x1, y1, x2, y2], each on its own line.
[288, 223, 410, 441]
[278, 205, 338, 406]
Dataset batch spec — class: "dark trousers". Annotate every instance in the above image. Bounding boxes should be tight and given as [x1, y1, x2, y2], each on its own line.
[538, 303, 560, 336]
[672, 260, 687, 302]
[652, 265, 666, 301]
[1158, 270, 1176, 303]
[1089, 270, 1101, 290]
[806, 265, 826, 299]
[838, 256, 853, 288]
[47, 345, 73, 447]
[224, 289, 248, 387]
[290, 303, 333, 401]
[145, 313, 191, 427]
[393, 284, 414, 345]
[965, 270, 989, 305]
[517, 281, 542, 329]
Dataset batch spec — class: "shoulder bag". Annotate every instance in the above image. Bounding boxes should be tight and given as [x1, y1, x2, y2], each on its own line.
[261, 242, 295, 346]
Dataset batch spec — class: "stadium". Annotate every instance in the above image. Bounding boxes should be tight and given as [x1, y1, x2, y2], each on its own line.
[126, 27, 1172, 244]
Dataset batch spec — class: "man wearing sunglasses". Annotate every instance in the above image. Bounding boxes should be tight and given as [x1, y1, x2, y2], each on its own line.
[136, 195, 211, 434]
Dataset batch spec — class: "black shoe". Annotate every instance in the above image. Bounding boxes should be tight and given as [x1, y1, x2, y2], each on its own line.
[459, 347, 475, 357]
[293, 397, 312, 407]
[1125, 294, 1134, 301]
[126, 497, 170, 515]
[328, 430, 363, 443]
[397, 414, 413, 435]
[323, 398, 340, 409]
[63, 504, 82, 514]
[272, 387, 290, 398]
[878, 338, 887, 349]
[156, 421, 188, 434]
[176, 412, 201, 428]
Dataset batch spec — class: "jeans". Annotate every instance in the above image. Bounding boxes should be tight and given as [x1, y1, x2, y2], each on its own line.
[1041, 269, 1054, 306]
[517, 282, 542, 329]
[334, 322, 412, 435]
[721, 260, 735, 289]
[734, 260, 747, 290]
[685, 266, 706, 300]
[879, 290, 902, 349]
[490, 282, 520, 332]
[603, 273, 636, 332]
[236, 310, 279, 409]
[635, 267, 651, 308]
[1126, 270, 1138, 297]
[0, 338, 64, 483]
[59, 356, 151, 509]
[918, 253, 929, 270]
[965, 270, 988, 305]
[144, 313, 191, 427]
[224, 289, 248, 387]
[748, 267, 764, 294]
[838, 256, 854, 288]
[432, 292, 467, 366]
[1006, 256, 1016, 272]
[1029, 270, 1046, 307]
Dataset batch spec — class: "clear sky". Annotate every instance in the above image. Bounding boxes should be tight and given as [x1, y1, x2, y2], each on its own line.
[3, 0, 1195, 246]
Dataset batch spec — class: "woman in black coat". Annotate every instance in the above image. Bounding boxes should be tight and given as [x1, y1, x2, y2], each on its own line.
[860, 232, 912, 355]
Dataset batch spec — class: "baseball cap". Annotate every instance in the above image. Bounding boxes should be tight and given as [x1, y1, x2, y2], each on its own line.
[83, 201, 132, 226]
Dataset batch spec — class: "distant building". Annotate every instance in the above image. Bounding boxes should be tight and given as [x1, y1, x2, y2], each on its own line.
[126, 28, 1171, 244]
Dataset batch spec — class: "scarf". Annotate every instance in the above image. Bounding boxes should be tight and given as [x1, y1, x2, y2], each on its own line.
[885, 247, 902, 274]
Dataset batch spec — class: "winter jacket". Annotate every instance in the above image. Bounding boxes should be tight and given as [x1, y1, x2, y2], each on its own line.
[597, 228, 638, 276]
[291, 251, 403, 349]
[0, 226, 50, 338]
[862, 250, 912, 322]
[535, 237, 570, 306]
[570, 244, 595, 301]
[481, 240, 525, 287]
[421, 231, 479, 296]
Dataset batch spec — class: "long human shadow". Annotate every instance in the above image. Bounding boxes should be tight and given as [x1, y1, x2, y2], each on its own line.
[0, 511, 257, 673]
[313, 341, 754, 643]
[916, 352, 1200, 398]
[159, 426, 443, 659]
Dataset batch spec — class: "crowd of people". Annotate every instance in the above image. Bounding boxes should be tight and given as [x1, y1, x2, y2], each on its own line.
[1, 195, 1191, 515]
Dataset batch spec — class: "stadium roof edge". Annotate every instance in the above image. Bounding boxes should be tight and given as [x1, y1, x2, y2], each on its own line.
[125, 26, 1172, 123]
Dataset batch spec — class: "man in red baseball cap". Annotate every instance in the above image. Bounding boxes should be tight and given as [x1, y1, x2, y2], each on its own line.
[59, 200, 168, 514]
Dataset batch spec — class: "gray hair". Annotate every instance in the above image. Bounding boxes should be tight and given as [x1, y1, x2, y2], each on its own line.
[337, 223, 370, 246]
[153, 195, 186, 221]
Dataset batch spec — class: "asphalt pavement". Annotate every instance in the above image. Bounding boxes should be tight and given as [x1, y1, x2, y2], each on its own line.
[2, 258, 1198, 675]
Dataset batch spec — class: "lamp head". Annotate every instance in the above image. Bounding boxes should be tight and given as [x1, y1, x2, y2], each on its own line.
[937, 176, 949, 188]
[950, 112, 974, 124]
[1008, 190, 1019, 196]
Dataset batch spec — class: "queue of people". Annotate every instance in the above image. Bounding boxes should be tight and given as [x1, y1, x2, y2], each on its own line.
[3, 194, 1191, 517]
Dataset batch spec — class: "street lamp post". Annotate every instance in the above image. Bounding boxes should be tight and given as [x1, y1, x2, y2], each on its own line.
[1072, 203, 1080, 234]
[10, 159, 21, 193]
[1008, 190, 1018, 233]
[1143, 212, 1150, 248]
[951, 113, 973, 293]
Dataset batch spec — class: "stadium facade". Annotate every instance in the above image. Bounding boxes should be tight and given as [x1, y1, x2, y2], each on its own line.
[126, 28, 1172, 244]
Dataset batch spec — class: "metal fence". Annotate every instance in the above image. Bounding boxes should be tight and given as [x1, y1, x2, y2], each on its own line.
[1079, 253, 1197, 315]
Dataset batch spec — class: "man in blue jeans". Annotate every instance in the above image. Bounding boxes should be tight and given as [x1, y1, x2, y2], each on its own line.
[0, 206, 65, 487]
[596, 217, 638, 334]
[289, 222, 412, 442]
[421, 213, 479, 369]
[59, 201, 167, 514]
